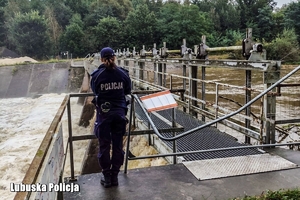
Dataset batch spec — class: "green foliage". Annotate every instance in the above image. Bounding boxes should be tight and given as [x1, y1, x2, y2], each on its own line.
[220, 29, 244, 47]
[0, 0, 7, 46]
[272, 7, 285, 38]
[11, 66, 18, 75]
[46, 2, 73, 29]
[230, 188, 300, 200]
[257, 6, 275, 42]
[44, 6, 63, 55]
[1, 0, 300, 62]
[192, 0, 240, 33]
[156, 2, 212, 49]
[124, 4, 157, 48]
[93, 17, 123, 50]
[59, 14, 85, 57]
[91, 0, 133, 21]
[145, 0, 163, 14]
[64, 0, 89, 20]
[7, 10, 50, 59]
[265, 29, 300, 62]
[284, 1, 300, 43]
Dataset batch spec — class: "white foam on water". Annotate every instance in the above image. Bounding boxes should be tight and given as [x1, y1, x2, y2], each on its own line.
[0, 94, 90, 199]
[0, 94, 168, 200]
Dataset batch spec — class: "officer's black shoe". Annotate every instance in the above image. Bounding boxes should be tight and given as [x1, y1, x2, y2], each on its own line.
[100, 174, 111, 188]
[111, 174, 118, 186]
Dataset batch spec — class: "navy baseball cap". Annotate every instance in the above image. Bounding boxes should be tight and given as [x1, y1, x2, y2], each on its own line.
[100, 47, 115, 58]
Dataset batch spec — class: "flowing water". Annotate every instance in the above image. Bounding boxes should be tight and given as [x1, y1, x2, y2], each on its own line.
[0, 93, 167, 199]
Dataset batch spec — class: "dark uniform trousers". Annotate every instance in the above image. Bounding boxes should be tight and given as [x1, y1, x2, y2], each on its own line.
[94, 107, 127, 176]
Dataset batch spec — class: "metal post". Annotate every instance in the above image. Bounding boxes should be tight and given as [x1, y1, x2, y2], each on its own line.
[139, 61, 145, 82]
[124, 96, 135, 174]
[124, 59, 129, 71]
[182, 63, 187, 112]
[148, 113, 152, 146]
[263, 70, 280, 144]
[154, 61, 157, 84]
[245, 70, 251, 144]
[158, 62, 163, 86]
[163, 62, 167, 87]
[215, 84, 219, 127]
[189, 64, 198, 118]
[201, 66, 206, 122]
[172, 108, 177, 164]
[67, 97, 76, 181]
[170, 75, 173, 90]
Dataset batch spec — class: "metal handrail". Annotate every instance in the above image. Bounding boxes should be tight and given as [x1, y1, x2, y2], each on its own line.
[131, 65, 300, 142]
[126, 142, 300, 160]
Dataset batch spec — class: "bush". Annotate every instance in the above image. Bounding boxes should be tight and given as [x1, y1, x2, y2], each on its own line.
[265, 29, 300, 63]
[230, 188, 300, 200]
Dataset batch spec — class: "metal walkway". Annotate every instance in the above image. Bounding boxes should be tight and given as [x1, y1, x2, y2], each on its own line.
[130, 101, 297, 181]
[134, 104, 263, 161]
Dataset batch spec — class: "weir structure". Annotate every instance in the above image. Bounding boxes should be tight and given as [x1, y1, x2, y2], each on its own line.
[13, 28, 300, 200]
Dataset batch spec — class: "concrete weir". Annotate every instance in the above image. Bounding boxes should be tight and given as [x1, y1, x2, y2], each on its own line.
[0, 62, 85, 98]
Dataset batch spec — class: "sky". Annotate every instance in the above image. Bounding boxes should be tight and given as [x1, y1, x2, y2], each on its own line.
[275, 0, 295, 7]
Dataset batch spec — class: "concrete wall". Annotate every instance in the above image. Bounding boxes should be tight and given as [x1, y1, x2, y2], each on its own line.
[0, 62, 85, 98]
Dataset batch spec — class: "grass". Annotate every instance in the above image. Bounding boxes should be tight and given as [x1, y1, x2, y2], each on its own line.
[231, 188, 300, 200]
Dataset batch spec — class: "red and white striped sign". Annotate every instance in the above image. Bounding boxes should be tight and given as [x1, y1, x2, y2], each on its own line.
[140, 90, 178, 112]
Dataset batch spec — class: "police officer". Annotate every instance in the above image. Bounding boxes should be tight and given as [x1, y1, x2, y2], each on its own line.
[90, 47, 131, 188]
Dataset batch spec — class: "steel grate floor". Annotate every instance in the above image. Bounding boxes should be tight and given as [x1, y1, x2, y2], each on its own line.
[183, 154, 298, 180]
[133, 103, 263, 161]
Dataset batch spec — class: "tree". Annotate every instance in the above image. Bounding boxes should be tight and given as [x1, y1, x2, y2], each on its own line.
[42, 0, 74, 29]
[157, 2, 212, 49]
[64, 0, 89, 20]
[90, 0, 133, 21]
[84, 1, 116, 27]
[257, 6, 275, 42]
[192, 0, 240, 33]
[236, 0, 277, 30]
[272, 7, 285, 39]
[284, 1, 300, 43]
[29, 0, 46, 14]
[124, 4, 157, 49]
[0, 0, 8, 46]
[7, 10, 50, 59]
[145, 0, 163, 14]
[92, 17, 123, 50]
[59, 14, 85, 58]
[44, 6, 62, 56]
[265, 29, 299, 61]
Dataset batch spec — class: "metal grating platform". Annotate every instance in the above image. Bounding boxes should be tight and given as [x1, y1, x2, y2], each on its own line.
[134, 103, 263, 161]
[183, 154, 298, 180]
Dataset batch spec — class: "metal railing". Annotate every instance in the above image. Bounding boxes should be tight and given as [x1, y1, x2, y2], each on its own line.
[122, 65, 300, 173]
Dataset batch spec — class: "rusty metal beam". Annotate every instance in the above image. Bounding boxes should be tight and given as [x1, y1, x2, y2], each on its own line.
[206, 46, 242, 52]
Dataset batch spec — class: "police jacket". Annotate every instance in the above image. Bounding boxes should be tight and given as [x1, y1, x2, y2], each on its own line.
[90, 64, 131, 110]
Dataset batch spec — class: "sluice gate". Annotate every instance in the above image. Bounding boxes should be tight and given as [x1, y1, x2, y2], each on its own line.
[15, 28, 300, 200]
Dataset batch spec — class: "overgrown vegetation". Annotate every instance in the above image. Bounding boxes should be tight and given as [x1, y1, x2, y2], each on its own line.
[11, 66, 18, 75]
[231, 188, 300, 200]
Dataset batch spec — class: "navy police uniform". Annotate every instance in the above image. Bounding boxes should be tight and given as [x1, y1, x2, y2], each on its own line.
[90, 61, 131, 178]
